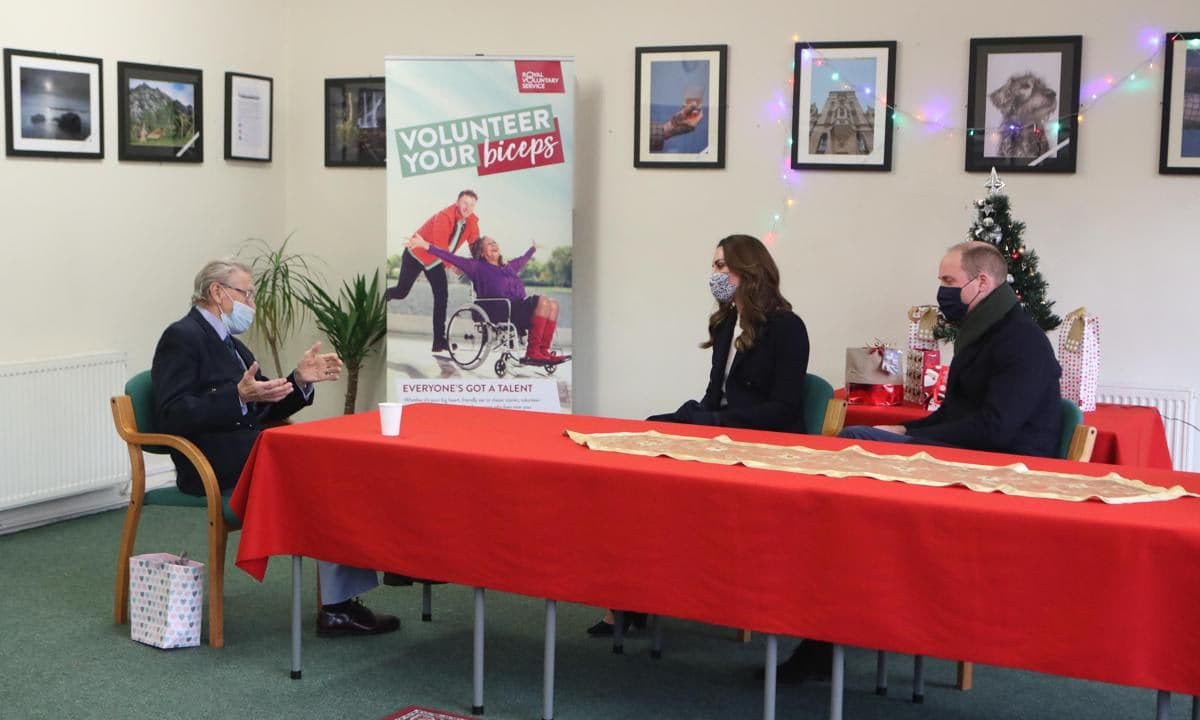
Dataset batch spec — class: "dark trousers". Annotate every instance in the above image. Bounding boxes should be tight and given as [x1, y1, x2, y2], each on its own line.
[391, 251, 449, 342]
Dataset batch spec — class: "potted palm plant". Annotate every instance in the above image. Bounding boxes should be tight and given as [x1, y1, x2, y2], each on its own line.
[300, 271, 388, 414]
[239, 235, 321, 377]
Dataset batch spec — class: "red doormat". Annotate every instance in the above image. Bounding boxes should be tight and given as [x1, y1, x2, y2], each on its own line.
[382, 708, 475, 720]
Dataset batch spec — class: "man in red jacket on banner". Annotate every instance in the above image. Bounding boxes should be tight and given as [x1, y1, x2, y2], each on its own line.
[385, 189, 481, 353]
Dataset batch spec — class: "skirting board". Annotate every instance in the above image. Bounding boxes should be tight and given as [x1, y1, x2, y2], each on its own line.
[0, 455, 175, 536]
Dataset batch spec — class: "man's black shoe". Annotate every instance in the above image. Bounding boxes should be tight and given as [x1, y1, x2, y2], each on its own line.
[316, 598, 400, 637]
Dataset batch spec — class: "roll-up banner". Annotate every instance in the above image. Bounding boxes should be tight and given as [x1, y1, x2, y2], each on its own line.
[385, 56, 574, 413]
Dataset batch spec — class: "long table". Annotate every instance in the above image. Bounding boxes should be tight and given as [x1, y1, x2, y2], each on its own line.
[836, 392, 1174, 469]
[231, 403, 1200, 713]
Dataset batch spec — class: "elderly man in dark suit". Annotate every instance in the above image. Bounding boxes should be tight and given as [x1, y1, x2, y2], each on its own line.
[152, 259, 398, 637]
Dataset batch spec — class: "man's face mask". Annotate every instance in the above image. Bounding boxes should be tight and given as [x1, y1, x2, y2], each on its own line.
[936, 275, 984, 321]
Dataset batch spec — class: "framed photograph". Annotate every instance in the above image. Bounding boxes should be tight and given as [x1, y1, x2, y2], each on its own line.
[4, 49, 103, 159]
[965, 35, 1082, 173]
[325, 77, 386, 167]
[1159, 32, 1200, 175]
[790, 41, 897, 171]
[225, 72, 272, 162]
[633, 45, 727, 169]
[117, 62, 203, 162]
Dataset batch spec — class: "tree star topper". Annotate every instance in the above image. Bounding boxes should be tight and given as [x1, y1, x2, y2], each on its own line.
[985, 167, 1006, 196]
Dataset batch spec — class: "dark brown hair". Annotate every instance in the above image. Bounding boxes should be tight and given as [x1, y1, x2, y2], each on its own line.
[458, 189, 478, 201]
[471, 236, 505, 266]
[701, 234, 791, 351]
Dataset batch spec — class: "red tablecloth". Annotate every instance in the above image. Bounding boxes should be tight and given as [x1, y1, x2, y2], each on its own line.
[835, 391, 1174, 469]
[232, 404, 1200, 695]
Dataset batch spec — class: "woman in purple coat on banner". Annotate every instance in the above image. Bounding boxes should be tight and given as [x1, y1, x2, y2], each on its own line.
[405, 234, 567, 364]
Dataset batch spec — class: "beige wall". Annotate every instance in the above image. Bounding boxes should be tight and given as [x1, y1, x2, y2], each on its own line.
[5, 0, 1197, 423]
[0, 0, 289, 377]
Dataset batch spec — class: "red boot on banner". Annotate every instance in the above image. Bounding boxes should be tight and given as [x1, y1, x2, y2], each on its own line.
[537, 317, 569, 364]
[523, 315, 549, 363]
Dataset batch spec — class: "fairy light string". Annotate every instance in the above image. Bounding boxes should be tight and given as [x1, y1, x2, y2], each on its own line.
[764, 32, 1195, 242]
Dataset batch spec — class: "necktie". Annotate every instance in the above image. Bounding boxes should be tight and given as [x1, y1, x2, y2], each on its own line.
[223, 335, 246, 371]
[223, 335, 251, 416]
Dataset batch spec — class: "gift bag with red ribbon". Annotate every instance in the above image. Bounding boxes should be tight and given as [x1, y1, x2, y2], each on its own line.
[1058, 307, 1100, 412]
[846, 344, 903, 406]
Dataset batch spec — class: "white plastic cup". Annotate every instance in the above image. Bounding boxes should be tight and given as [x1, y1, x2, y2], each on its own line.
[379, 402, 403, 436]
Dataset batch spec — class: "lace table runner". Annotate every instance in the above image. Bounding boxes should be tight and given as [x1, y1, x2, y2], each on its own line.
[566, 430, 1197, 504]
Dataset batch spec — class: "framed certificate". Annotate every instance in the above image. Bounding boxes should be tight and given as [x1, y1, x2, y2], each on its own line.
[225, 72, 273, 162]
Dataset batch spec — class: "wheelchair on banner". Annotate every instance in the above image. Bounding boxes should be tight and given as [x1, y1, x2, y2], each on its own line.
[445, 294, 564, 377]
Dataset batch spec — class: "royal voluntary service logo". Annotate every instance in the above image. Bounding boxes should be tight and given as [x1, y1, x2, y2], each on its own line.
[515, 61, 564, 93]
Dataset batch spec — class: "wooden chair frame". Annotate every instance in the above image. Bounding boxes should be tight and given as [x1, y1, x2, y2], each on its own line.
[822, 398, 848, 437]
[1066, 424, 1097, 463]
[110, 394, 238, 648]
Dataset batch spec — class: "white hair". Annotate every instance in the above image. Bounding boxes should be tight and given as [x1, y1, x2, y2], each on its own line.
[191, 259, 252, 305]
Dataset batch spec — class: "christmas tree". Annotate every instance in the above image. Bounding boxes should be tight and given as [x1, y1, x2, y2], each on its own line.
[935, 168, 1062, 341]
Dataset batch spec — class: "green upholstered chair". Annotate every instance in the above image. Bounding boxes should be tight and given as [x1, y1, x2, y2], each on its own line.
[111, 370, 240, 648]
[1060, 398, 1097, 462]
[804, 373, 845, 436]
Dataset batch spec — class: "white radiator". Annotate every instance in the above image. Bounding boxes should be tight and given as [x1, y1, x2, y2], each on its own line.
[1096, 385, 1198, 472]
[0, 352, 128, 511]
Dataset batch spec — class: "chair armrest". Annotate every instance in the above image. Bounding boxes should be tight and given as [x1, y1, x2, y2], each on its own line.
[110, 395, 226, 529]
[821, 398, 847, 437]
[1067, 424, 1097, 463]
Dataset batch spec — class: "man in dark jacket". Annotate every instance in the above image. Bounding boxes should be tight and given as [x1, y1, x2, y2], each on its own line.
[840, 240, 1062, 456]
[152, 259, 399, 637]
[773, 241, 1063, 684]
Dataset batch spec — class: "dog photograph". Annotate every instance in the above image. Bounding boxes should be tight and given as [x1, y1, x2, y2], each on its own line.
[983, 52, 1061, 162]
[965, 36, 1081, 173]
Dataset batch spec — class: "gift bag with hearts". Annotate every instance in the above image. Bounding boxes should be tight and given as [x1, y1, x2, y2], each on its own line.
[129, 552, 204, 649]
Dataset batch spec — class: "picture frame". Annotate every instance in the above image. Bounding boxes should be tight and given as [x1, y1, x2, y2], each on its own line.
[965, 35, 1082, 173]
[324, 77, 386, 167]
[117, 61, 203, 162]
[790, 41, 897, 171]
[633, 44, 727, 169]
[224, 71, 272, 162]
[4, 48, 103, 159]
[1158, 32, 1200, 175]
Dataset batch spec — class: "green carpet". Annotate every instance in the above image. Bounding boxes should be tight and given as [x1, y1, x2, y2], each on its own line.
[0, 507, 1189, 719]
